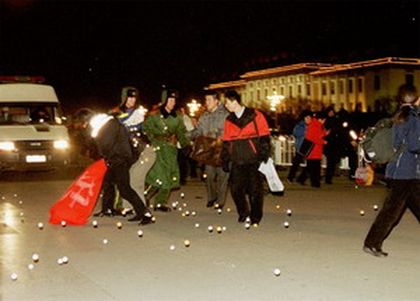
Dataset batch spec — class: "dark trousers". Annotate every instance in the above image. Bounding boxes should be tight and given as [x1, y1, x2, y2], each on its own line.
[287, 152, 304, 182]
[102, 163, 148, 216]
[325, 152, 340, 183]
[230, 163, 264, 224]
[297, 159, 321, 187]
[364, 179, 420, 249]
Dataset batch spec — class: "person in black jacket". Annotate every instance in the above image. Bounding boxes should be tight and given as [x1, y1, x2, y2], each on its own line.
[221, 90, 271, 225]
[90, 114, 153, 225]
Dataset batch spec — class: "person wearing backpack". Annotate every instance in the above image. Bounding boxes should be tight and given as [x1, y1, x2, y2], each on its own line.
[363, 84, 420, 257]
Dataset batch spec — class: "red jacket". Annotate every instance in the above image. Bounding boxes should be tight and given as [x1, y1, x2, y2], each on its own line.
[222, 108, 271, 165]
[305, 119, 328, 160]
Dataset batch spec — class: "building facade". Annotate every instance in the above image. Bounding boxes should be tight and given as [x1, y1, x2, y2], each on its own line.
[207, 57, 420, 114]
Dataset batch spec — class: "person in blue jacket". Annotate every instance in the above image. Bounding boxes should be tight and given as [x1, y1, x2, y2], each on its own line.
[287, 110, 312, 183]
[364, 84, 420, 257]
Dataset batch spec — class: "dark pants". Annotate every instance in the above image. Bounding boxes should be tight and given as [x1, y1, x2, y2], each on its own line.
[364, 179, 420, 249]
[325, 152, 340, 183]
[205, 164, 229, 206]
[230, 163, 264, 224]
[297, 159, 321, 187]
[287, 152, 304, 182]
[102, 162, 148, 217]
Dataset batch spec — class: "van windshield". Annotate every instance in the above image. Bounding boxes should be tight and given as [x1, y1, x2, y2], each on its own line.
[0, 103, 64, 125]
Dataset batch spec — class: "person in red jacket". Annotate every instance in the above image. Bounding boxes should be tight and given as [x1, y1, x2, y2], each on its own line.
[221, 90, 271, 225]
[297, 111, 329, 188]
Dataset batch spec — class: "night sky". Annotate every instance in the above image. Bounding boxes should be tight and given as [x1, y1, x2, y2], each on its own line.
[1, 0, 419, 113]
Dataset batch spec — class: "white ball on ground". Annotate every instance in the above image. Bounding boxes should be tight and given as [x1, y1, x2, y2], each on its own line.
[116, 222, 122, 229]
[207, 225, 213, 233]
[37, 222, 44, 230]
[273, 268, 281, 276]
[245, 223, 251, 230]
[103, 239, 108, 244]
[194, 223, 200, 228]
[180, 192, 185, 198]
[92, 220, 98, 228]
[137, 230, 143, 237]
[286, 209, 292, 216]
[169, 245, 176, 251]
[32, 253, 40, 262]
[61, 221, 67, 227]
[373, 205, 379, 211]
[216, 226, 222, 233]
[28, 264, 35, 270]
[10, 273, 18, 281]
[57, 258, 64, 265]
[283, 221, 290, 228]
[62, 256, 69, 264]
[360, 210, 365, 216]
[184, 240, 191, 247]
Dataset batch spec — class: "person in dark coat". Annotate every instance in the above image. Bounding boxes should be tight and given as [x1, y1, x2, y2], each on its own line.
[90, 114, 153, 225]
[324, 107, 341, 184]
[221, 90, 271, 225]
[363, 84, 420, 257]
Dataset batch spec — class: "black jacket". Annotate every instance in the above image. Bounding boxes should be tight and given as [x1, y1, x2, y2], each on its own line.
[94, 118, 135, 167]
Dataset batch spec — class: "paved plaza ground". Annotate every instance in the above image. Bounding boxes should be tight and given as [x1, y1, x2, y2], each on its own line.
[1, 167, 419, 301]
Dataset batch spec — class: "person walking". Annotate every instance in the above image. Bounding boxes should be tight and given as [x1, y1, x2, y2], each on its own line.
[297, 111, 329, 188]
[90, 114, 153, 225]
[363, 84, 420, 257]
[324, 106, 342, 184]
[287, 110, 312, 183]
[221, 90, 271, 225]
[190, 92, 230, 209]
[143, 91, 190, 212]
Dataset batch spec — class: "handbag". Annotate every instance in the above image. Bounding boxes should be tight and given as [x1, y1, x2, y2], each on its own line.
[297, 138, 314, 157]
[190, 135, 223, 166]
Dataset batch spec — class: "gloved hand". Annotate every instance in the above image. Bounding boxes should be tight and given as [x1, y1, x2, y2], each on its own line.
[222, 160, 230, 173]
[181, 145, 192, 157]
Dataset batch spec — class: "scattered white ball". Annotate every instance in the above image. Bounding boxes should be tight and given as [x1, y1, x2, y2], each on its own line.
[373, 205, 379, 211]
[169, 245, 176, 251]
[286, 209, 292, 216]
[151, 216, 156, 223]
[37, 222, 44, 230]
[10, 273, 18, 281]
[216, 226, 222, 233]
[57, 258, 64, 265]
[14, 194, 18, 197]
[202, 173, 207, 179]
[222, 226, 227, 231]
[360, 210, 365, 216]
[92, 220, 98, 228]
[273, 268, 281, 276]
[184, 240, 191, 247]
[103, 239, 109, 244]
[217, 209, 222, 215]
[137, 230, 143, 237]
[32, 253, 40, 262]
[18, 201, 23, 205]
[180, 193, 185, 198]
[194, 223, 200, 228]
[178, 207, 183, 211]
[191, 211, 196, 216]
[28, 263, 35, 270]
[276, 205, 281, 210]
[283, 221, 290, 228]
[19, 212, 24, 217]
[245, 223, 251, 230]
[61, 221, 67, 227]
[172, 202, 177, 209]
[62, 256, 69, 264]
[226, 208, 231, 213]
[207, 225, 214, 233]
[183, 203, 187, 207]
[185, 210, 190, 216]
[116, 222, 123, 229]
[355, 185, 359, 189]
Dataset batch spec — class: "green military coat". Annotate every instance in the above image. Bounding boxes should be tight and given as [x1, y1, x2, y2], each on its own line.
[143, 107, 189, 190]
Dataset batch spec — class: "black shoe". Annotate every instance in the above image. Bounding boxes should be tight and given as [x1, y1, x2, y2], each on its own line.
[206, 200, 216, 208]
[154, 204, 171, 212]
[238, 215, 248, 223]
[128, 215, 143, 222]
[363, 246, 388, 257]
[93, 210, 114, 217]
[139, 215, 153, 225]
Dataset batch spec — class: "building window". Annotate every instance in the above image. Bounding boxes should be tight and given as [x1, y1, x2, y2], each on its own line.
[358, 78, 363, 93]
[322, 82, 327, 95]
[289, 85, 293, 97]
[374, 75, 381, 90]
[250, 91, 254, 102]
[257, 81, 261, 88]
[306, 83, 311, 96]
[339, 80, 344, 94]
[257, 90, 261, 101]
[297, 85, 302, 95]
[273, 79, 277, 85]
[264, 89, 268, 99]
[348, 79, 354, 94]
[330, 81, 335, 95]
[249, 82, 254, 88]
[406, 74, 414, 85]
[280, 86, 285, 95]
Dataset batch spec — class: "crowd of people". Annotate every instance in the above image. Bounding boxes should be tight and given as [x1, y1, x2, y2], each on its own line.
[71, 84, 419, 257]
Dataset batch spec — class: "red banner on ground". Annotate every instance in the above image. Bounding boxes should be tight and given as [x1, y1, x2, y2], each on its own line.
[49, 159, 107, 225]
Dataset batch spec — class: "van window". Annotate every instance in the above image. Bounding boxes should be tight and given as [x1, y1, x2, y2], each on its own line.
[0, 103, 63, 125]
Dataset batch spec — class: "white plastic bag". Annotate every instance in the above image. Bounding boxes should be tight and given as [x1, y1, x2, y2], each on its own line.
[258, 158, 284, 192]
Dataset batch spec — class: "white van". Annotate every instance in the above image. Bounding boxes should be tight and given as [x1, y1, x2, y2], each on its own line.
[0, 83, 71, 171]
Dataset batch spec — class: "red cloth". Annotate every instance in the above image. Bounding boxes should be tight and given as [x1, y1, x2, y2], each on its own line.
[49, 159, 107, 225]
[305, 119, 327, 159]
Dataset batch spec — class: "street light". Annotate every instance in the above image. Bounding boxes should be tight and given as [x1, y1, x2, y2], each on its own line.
[187, 99, 201, 117]
[267, 91, 285, 128]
